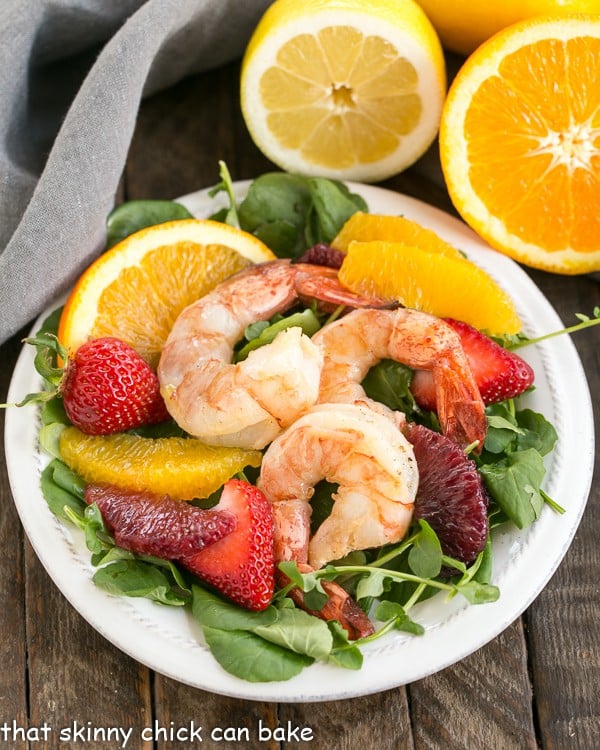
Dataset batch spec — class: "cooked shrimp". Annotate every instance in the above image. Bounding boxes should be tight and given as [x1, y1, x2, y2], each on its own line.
[258, 402, 419, 570]
[158, 261, 323, 449]
[158, 260, 386, 449]
[312, 307, 487, 450]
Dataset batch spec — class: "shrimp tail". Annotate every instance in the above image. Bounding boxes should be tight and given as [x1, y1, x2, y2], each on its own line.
[434, 363, 487, 452]
[294, 265, 392, 310]
[277, 566, 375, 640]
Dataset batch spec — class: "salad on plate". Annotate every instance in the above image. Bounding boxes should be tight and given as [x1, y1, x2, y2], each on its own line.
[8, 165, 598, 686]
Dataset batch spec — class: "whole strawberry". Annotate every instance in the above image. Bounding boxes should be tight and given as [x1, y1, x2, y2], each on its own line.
[60, 337, 169, 434]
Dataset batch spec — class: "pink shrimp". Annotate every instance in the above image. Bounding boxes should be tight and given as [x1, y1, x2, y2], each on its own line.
[157, 260, 383, 449]
[312, 307, 487, 451]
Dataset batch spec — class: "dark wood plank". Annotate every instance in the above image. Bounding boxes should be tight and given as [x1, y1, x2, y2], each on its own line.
[279, 689, 413, 749]
[410, 620, 537, 749]
[524, 270, 600, 750]
[153, 678, 279, 750]
[0, 330, 29, 750]
[25, 542, 154, 750]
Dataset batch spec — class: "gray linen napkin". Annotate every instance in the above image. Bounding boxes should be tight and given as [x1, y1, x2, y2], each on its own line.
[0, 0, 272, 345]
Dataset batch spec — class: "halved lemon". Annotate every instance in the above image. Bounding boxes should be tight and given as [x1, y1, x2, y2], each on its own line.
[58, 219, 275, 366]
[240, 0, 446, 182]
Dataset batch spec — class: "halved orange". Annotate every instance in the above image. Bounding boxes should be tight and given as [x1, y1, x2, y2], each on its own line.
[338, 240, 522, 334]
[331, 211, 464, 258]
[58, 219, 275, 367]
[440, 15, 600, 274]
[59, 427, 262, 500]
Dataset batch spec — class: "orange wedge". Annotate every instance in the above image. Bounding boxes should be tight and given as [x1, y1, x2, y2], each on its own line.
[331, 211, 464, 258]
[338, 240, 522, 334]
[59, 427, 262, 501]
[440, 15, 600, 274]
[58, 219, 275, 367]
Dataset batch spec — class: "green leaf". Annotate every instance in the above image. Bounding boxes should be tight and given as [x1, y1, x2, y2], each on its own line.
[39, 423, 67, 459]
[356, 570, 388, 600]
[457, 580, 500, 604]
[373, 601, 425, 635]
[328, 621, 364, 670]
[234, 172, 367, 258]
[514, 409, 558, 456]
[93, 560, 188, 605]
[237, 173, 312, 258]
[473, 538, 493, 585]
[48, 460, 86, 501]
[361, 360, 417, 414]
[479, 449, 546, 528]
[234, 309, 321, 361]
[40, 460, 86, 522]
[305, 178, 367, 245]
[191, 585, 278, 631]
[254, 605, 333, 660]
[408, 520, 443, 579]
[106, 200, 193, 248]
[202, 626, 313, 682]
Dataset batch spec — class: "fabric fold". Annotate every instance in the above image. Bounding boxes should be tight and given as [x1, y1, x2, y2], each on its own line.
[0, 0, 271, 344]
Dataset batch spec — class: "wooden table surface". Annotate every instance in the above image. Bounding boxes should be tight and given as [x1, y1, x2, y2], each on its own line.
[1, 59, 599, 750]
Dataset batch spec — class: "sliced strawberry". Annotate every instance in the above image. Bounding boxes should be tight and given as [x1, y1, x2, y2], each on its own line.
[182, 479, 275, 611]
[61, 337, 170, 435]
[411, 318, 534, 410]
[406, 423, 489, 566]
[86, 484, 235, 558]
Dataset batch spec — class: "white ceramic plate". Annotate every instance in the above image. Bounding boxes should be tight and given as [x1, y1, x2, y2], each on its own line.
[4, 183, 594, 702]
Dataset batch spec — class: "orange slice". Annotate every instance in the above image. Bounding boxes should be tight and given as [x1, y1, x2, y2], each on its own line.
[331, 211, 464, 258]
[240, 0, 446, 181]
[338, 240, 522, 334]
[58, 427, 262, 500]
[58, 219, 275, 367]
[440, 15, 600, 275]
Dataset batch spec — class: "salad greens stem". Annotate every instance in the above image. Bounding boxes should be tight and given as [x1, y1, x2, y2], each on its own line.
[510, 307, 600, 350]
[403, 582, 428, 612]
[309, 564, 458, 594]
[322, 305, 347, 326]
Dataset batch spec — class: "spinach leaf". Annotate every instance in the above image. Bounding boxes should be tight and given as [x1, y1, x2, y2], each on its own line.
[237, 173, 313, 257]
[40, 460, 86, 522]
[408, 519, 443, 579]
[192, 585, 278, 630]
[221, 169, 367, 258]
[106, 200, 193, 248]
[361, 359, 417, 414]
[478, 448, 546, 528]
[93, 559, 189, 605]
[254, 605, 333, 661]
[202, 626, 313, 683]
[373, 601, 425, 635]
[234, 309, 321, 362]
[305, 178, 368, 246]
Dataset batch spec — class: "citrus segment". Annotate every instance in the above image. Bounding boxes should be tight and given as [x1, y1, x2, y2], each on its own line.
[440, 15, 600, 274]
[338, 240, 522, 334]
[331, 211, 464, 258]
[240, 0, 446, 181]
[58, 219, 275, 366]
[59, 427, 262, 501]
